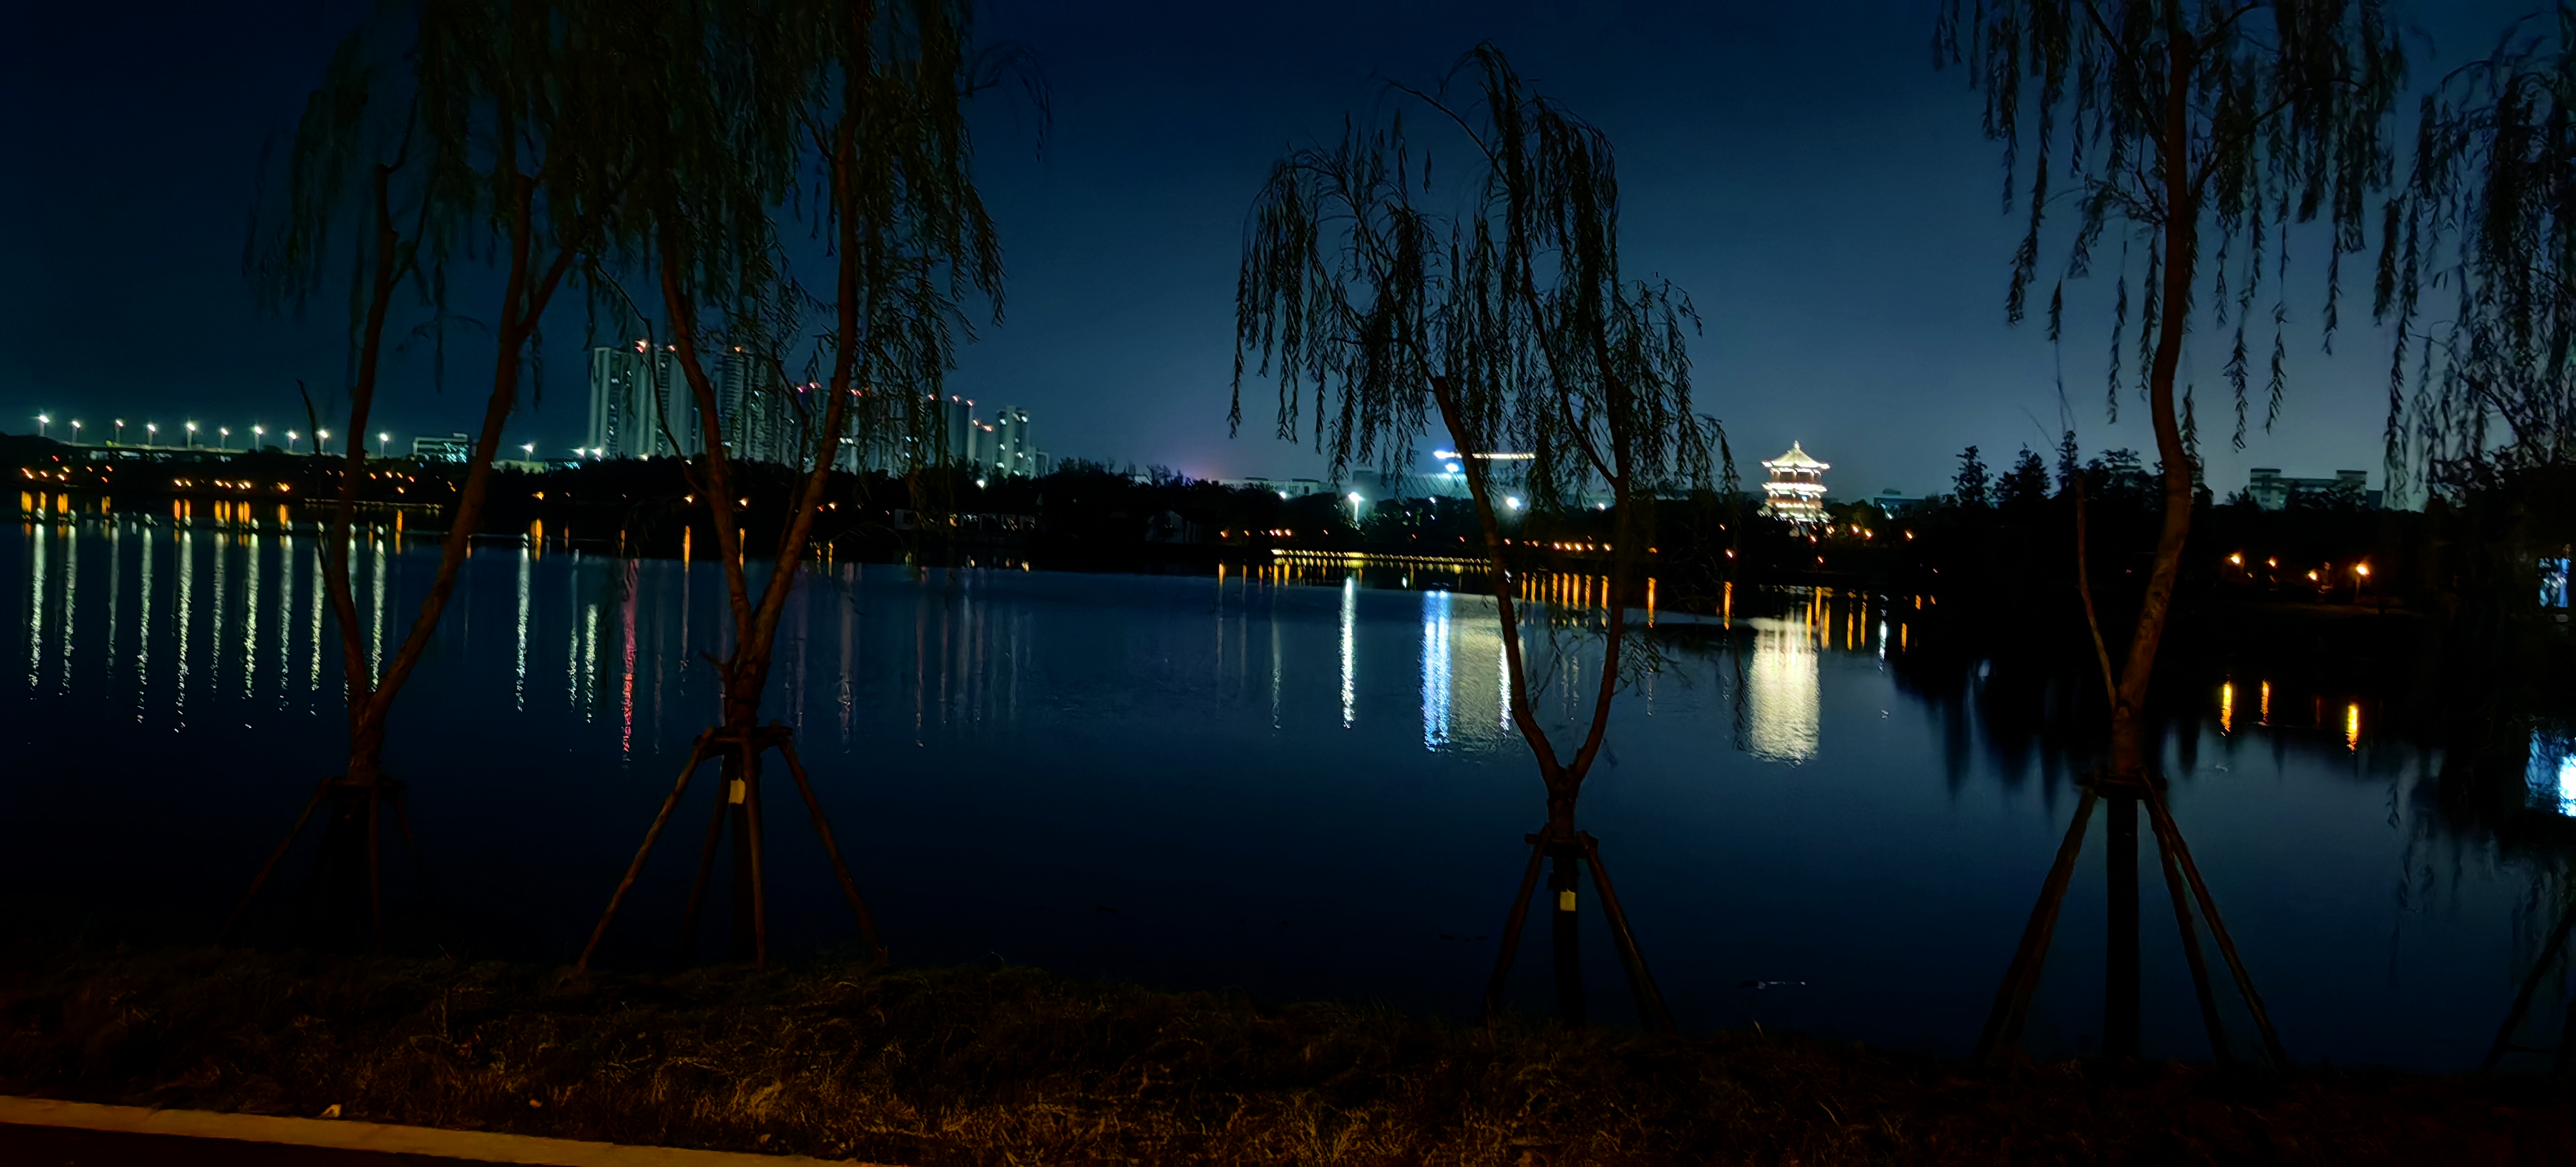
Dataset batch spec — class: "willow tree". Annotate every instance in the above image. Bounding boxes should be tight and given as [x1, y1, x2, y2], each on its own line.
[228, 0, 642, 949]
[578, 0, 1011, 970]
[2373, 14, 2576, 1070]
[1938, 0, 2403, 1062]
[2379, 16, 2576, 489]
[1235, 46, 1719, 1029]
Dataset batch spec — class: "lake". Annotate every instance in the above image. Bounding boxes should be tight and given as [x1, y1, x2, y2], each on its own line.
[6, 512, 2568, 1070]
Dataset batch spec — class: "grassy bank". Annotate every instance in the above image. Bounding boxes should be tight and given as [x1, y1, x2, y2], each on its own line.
[0, 943, 2568, 1165]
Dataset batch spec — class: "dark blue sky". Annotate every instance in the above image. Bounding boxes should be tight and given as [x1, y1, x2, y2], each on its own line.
[0, 1, 2537, 498]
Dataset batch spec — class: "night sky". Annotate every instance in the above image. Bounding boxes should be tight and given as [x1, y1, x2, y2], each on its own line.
[0, 1, 2538, 499]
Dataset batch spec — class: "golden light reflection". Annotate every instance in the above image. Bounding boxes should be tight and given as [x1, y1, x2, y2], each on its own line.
[2259, 680, 2271, 726]
[2345, 702, 2361, 751]
[2219, 682, 2235, 734]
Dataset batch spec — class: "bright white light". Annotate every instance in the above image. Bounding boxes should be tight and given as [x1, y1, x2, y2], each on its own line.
[1348, 492, 1363, 502]
[1277, 490, 1289, 499]
[1504, 497, 1523, 510]
[1446, 462, 1462, 473]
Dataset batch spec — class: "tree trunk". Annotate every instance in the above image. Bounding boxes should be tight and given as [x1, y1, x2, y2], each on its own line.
[2107, 24, 2204, 782]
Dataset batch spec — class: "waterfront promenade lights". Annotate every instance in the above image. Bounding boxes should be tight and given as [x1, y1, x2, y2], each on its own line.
[286, 431, 301, 451]
[218, 427, 230, 450]
[68, 421, 80, 440]
[146, 424, 158, 444]
[186, 421, 197, 448]
[252, 426, 265, 448]
[317, 429, 331, 454]
[113, 419, 124, 445]
[34, 414, 47, 438]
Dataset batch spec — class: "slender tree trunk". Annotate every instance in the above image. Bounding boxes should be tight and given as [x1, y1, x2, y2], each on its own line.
[321, 165, 405, 780]
[2108, 26, 2204, 782]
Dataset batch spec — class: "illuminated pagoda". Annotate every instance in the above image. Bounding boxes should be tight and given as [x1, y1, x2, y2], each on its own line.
[1760, 441, 1829, 524]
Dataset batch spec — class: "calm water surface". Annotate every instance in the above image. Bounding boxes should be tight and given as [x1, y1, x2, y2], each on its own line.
[5, 515, 2569, 1070]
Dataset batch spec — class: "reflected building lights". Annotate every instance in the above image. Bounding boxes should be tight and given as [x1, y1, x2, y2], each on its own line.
[57, 529, 75, 694]
[174, 529, 193, 725]
[1421, 589, 1452, 750]
[1746, 617, 1820, 764]
[139, 525, 155, 721]
[2220, 682, 2235, 734]
[1340, 577, 1357, 729]
[2345, 702, 2361, 752]
[242, 533, 260, 700]
[23, 526, 43, 692]
[514, 550, 531, 711]
[2530, 732, 2576, 817]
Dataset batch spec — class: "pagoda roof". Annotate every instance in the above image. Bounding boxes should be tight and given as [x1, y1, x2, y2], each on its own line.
[1761, 441, 1828, 472]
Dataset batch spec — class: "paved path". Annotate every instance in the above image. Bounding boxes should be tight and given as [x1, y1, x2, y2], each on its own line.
[1, 1120, 503, 1164]
[0, 1098, 877, 1167]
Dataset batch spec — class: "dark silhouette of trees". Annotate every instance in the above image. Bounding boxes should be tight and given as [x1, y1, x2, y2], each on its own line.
[1954, 445, 1993, 507]
[2001, 446, 2051, 510]
[1233, 45, 1721, 1029]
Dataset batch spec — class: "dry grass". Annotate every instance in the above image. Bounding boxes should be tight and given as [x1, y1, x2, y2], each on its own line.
[1, 941, 2569, 1165]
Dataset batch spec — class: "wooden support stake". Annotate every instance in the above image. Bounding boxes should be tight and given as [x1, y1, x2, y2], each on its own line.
[776, 734, 887, 965]
[739, 739, 769, 968]
[1480, 837, 1550, 1025]
[575, 733, 711, 972]
[2104, 790, 2140, 1059]
[1551, 849, 1584, 1027]
[2143, 785, 2289, 1067]
[1977, 787, 2100, 1059]
[2155, 808, 2232, 1063]
[674, 778, 731, 965]
[1580, 832, 1675, 1032]
[2485, 895, 2576, 1070]
[220, 777, 336, 941]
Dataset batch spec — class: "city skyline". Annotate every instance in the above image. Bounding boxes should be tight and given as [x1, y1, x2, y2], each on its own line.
[4, 1, 2541, 499]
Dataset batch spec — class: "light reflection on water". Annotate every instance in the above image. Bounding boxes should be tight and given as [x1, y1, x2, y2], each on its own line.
[1, 514, 2558, 1071]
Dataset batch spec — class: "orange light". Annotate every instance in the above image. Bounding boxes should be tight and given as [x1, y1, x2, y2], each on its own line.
[2228, 553, 2242, 565]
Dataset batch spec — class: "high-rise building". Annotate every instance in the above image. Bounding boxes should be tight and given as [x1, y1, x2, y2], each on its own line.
[585, 343, 787, 460]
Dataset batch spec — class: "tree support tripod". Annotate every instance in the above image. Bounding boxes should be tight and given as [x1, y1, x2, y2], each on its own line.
[221, 773, 422, 954]
[1977, 773, 2286, 1065]
[1481, 826, 1674, 1032]
[577, 722, 883, 972]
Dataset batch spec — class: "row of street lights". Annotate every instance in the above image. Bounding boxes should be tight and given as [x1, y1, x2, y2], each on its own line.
[31, 413, 418, 458]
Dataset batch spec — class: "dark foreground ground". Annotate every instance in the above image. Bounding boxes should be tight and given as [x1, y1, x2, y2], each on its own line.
[1, 943, 2570, 1166]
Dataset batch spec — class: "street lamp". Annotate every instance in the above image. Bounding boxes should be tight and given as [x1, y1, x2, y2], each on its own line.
[218, 426, 230, 450]
[1504, 496, 1523, 511]
[377, 431, 389, 458]
[69, 420, 80, 441]
[252, 426, 265, 448]
[286, 431, 301, 452]
[1346, 490, 1364, 526]
[34, 414, 47, 438]
[316, 428, 331, 454]
[113, 419, 125, 445]
[521, 443, 535, 458]
[146, 423, 158, 444]
[185, 421, 197, 448]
